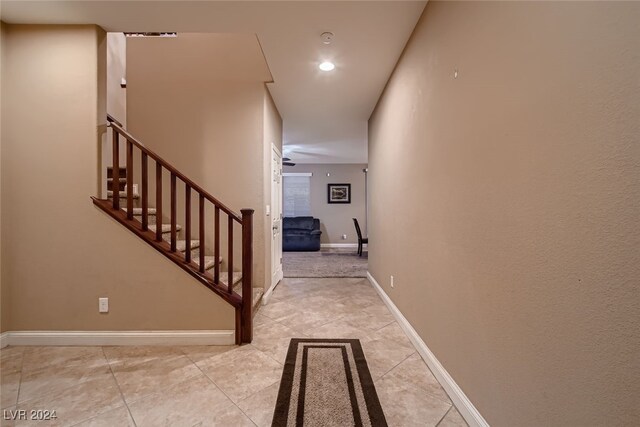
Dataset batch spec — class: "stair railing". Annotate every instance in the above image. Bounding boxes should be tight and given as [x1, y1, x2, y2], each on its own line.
[99, 116, 253, 343]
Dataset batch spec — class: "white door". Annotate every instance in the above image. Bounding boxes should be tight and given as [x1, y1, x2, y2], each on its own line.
[271, 145, 283, 288]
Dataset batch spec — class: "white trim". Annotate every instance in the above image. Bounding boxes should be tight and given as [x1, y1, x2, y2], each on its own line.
[282, 172, 312, 177]
[271, 143, 284, 292]
[1, 330, 234, 346]
[0, 332, 9, 349]
[367, 272, 489, 427]
[320, 243, 358, 248]
[262, 273, 283, 305]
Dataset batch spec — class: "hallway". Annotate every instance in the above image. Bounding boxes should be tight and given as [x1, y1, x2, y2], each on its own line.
[1, 278, 465, 426]
[282, 249, 368, 278]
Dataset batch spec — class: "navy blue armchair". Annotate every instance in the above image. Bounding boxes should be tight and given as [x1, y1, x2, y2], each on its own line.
[283, 217, 322, 251]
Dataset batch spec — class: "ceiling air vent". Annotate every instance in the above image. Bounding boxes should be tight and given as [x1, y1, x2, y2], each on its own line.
[124, 32, 177, 38]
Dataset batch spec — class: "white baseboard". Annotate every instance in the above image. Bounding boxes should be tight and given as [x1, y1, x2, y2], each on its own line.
[1, 330, 235, 346]
[367, 272, 489, 427]
[320, 243, 358, 248]
[0, 332, 9, 349]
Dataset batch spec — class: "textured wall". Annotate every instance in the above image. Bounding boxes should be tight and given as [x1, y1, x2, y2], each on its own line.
[106, 32, 126, 127]
[126, 34, 274, 290]
[0, 22, 8, 332]
[1, 25, 234, 331]
[369, 2, 640, 425]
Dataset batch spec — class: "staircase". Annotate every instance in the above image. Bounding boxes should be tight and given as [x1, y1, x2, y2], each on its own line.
[92, 116, 260, 344]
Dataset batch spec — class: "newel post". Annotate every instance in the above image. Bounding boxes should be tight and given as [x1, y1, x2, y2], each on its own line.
[240, 209, 254, 343]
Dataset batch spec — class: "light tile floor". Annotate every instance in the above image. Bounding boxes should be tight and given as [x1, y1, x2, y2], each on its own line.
[0, 277, 467, 427]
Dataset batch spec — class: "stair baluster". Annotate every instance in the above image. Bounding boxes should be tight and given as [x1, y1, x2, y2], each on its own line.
[126, 140, 134, 220]
[170, 173, 177, 252]
[199, 195, 205, 273]
[214, 207, 220, 284]
[155, 163, 163, 242]
[141, 153, 148, 231]
[228, 218, 234, 294]
[185, 184, 192, 263]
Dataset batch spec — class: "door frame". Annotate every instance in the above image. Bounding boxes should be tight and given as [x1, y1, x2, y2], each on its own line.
[269, 144, 284, 293]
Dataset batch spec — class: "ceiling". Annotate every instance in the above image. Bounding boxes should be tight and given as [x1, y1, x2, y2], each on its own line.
[1, 1, 426, 164]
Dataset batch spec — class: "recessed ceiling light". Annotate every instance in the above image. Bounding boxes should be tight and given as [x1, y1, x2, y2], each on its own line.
[319, 61, 335, 71]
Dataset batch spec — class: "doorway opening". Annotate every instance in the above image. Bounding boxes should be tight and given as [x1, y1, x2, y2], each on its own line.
[281, 165, 368, 278]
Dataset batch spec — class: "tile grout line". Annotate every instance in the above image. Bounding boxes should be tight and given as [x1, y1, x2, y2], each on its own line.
[234, 382, 272, 427]
[100, 346, 138, 427]
[105, 351, 202, 406]
[231, 400, 262, 426]
[182, 346, 258, 427]
[12, 347, 27, 408]
[376, 348, 417, 381]
[435, 405, 453, 427]
[377, 347, 455, 407]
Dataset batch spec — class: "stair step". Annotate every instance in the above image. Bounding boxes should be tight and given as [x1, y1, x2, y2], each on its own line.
[107, 190, 140, 199]
[175, 240, 200, 252]
[121, 207, 157, 215]
[219, 271, 243, 288]
[107, 178, 127, 183]
[193, 255, 222, 271]
[149, 224, 182, 233]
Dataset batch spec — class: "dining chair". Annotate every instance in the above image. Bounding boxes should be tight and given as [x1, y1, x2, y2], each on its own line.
[352, 218, 368, 256]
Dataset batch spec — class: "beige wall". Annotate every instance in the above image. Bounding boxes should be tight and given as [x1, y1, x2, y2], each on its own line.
[0, 22, 8, 332]
[284, 164, 367, 244]
[263, 87, 283, 289]
[107, 32, 126, 127]
[126, 34, 276, 291]
[101, 32, 127, 197]
[369, 2, 640, 426]
[1, 25, 233, 331]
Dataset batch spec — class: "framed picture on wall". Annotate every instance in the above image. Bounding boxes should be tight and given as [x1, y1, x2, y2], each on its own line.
[328, 183, 351, 204]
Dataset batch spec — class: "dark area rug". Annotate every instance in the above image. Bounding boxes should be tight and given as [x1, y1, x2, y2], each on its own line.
[272, 338, 387, 427]
[283, 249, 368, 278]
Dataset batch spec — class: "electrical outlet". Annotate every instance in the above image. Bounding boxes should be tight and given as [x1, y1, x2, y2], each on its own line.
[390, 276, 394, 288]
[342, 234, 347, 240]
[99, 297, 109, 313]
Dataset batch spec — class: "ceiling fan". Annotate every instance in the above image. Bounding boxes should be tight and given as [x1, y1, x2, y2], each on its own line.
[283, 157, 296, 166]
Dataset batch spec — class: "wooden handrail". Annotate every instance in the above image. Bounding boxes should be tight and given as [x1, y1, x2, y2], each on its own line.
[108, 121, 242, 223]
[107, 113, 123, 127]
[98, 119, 255, 344]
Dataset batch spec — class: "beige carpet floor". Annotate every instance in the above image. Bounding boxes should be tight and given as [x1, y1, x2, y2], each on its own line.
[283, 248, 368, 278]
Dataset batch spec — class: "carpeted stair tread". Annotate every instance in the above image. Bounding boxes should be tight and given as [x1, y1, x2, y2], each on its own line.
[175, 240, 200, 252]
[107, 190, 140, 199]
[193, 255, 222, 271]
[121, 207, 157, 215]
[149, 223, 182, 233]
[219, 271, 243, 288]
